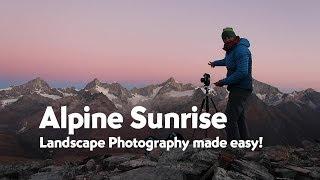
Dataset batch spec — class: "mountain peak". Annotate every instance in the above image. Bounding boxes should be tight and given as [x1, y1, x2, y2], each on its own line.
[29, 77, 46, 83]
[92, 78, 101, 84]
[303, 88, 316, 93]
[25, 77, 50, 89]
[85, 78, 102, 89]
[167, 77, 176, 82]
[161, 77, 178, 85]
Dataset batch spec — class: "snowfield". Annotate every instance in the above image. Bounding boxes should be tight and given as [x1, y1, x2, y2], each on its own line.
[1, 98, 19, 107]
[95, 86, 118, 100]
[39, 93, 61, 100]
[129, 94, 149, 105]
[166, 90, 194, 97]
[0, 87, 13, 91]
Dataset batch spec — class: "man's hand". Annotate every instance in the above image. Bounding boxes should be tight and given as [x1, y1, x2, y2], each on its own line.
[208, 61, 215, 68]
[214, 80, 224, 87]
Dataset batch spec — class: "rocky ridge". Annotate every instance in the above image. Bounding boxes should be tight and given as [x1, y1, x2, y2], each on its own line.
[0, 140, 319, 180]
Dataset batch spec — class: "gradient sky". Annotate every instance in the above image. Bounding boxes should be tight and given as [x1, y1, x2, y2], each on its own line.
[0, 0, 319, 92]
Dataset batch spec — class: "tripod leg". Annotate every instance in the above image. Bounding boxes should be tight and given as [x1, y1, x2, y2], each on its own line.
[210, 97, 219, 112]
[205, 95, 209, 112]
[204, 96, 210, 138]
[192, 98, 206, 139]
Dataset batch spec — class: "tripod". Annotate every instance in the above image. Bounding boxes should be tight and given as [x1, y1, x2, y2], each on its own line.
[192, 86, 219, 139]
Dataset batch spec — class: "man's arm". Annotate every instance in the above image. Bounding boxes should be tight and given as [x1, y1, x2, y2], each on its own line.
[211, 59, 226, 66]
[220, 53, 249, 85]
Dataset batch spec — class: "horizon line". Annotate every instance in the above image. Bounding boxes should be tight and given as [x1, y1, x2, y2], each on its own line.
[0, 77, 318, 94]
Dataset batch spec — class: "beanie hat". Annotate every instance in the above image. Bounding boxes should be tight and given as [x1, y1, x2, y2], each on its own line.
[221, 27, 236, 40]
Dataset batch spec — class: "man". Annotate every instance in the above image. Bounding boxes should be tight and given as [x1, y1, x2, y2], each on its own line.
[209, 27, 252, 142]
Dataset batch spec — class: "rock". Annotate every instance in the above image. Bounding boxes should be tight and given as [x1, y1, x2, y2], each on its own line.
[218, 151, 236, 168]
[158, 145, 199, 163]
[158, 148, 216, 177]
[79, 154, 111, 166]
[118, 158, 157, 171]
[110, 166, 185, 180]
[91, 174, 106, 180]
[231, 160, 274, 180]
[227, 170, 253, 180]
[75, 174, 86, 180]
[211, 167, 253, 180]
[225, 147, 246, 158]
[75, 172, 109, 180]
[285, 165, 310, 174]
[29, 171, 64, 180]
[310, 157, 319, 162]
[147, 148, 163, 161]
[86, 159, 96, 171]
[39, 165, 63, 173]
[75, 165, 87, 174]
[261, 146, 289, 162]
[0, 160, 53, 178]
[190, 149, 219, 166]
[274, 168, 296, 178]
[244, 151, 261, 161]
[62, 166, 79, 179]
[200, 165, 216, 180]
[302, 140, 314, 150]
[293, 148, 309, 160]
[159, 161, 208, 176]
[212, 167, 231, 180]
[309, 167, 320, 179]
[96, 164, 103, 172]
[103, 154, 136, 170]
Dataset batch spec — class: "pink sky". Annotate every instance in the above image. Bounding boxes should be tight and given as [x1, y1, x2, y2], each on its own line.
[0, 1, 319, 92]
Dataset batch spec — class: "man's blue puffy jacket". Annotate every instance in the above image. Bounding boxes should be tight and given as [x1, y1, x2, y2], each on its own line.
[213, 38, 252, 91]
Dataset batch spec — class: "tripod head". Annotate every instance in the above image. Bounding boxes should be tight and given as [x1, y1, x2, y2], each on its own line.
[200, 73, 210, 86]
[201, 85, 215, 96]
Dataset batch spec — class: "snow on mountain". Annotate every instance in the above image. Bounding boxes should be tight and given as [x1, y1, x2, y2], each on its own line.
[256, 93, 267, 101]
[57, 87, 78, 97]
[165, 89, 194, 97]
[83, 78, 134, 109]
[282, 88, 320, 110]
[36, 91, 61, 100]
[0, 77, 319, 153]
[0, 97, 20, 107]
[0, 77, 319, 112]
[128, 94, 148, 105]
[0, 87, 13, 91]
[250, 79, 320, 110]
[0, 78, 66, 106]
[128, 77, 198, 107]
[128, 86, 164, 106]
[95, 85, 118, 101]
[252, 79, 284, 105]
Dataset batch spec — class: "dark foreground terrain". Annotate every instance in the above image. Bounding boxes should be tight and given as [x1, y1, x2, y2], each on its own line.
[0, 140, 319, 180]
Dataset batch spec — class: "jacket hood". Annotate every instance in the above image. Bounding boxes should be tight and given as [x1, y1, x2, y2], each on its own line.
[238, 38, 250, 48]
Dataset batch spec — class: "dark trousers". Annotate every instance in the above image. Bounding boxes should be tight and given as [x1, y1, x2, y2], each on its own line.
[225, 87, 252, 142]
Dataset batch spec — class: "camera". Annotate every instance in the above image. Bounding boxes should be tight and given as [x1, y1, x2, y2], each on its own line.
[200, 73, 210, 86]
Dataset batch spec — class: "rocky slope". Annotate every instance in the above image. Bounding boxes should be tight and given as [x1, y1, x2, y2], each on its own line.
[0, 140, 319, 179]
[0, 77, 320, 159]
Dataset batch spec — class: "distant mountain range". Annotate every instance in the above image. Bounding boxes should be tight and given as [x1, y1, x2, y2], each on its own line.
[0, 77, 319, 159]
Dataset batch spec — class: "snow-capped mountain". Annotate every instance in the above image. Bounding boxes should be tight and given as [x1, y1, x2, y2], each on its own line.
[252, 79, 320, 110]
[129, 77, 196, 108]
[83, 78, 132, 109]
[282, 88, 320, 111]
[0, 77, 319, 154]
[252, 79, 284, 105]
[0, 78, 62, 107]
[1, 77, 319, 111]
[1, 77, 319, 112]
